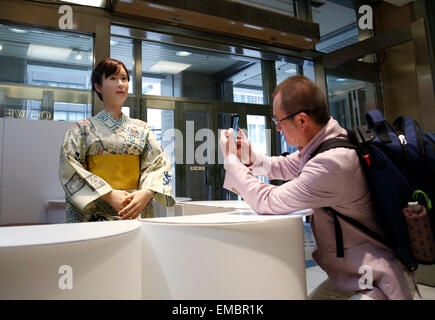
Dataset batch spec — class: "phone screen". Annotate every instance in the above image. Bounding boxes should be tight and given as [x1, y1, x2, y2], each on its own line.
[231, 114, 239, 141]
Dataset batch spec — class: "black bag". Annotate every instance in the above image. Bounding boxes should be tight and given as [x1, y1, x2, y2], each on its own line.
[310, 109, 435, 271]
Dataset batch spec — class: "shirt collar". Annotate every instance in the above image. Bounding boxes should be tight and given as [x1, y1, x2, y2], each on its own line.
[96, 109, 128, 129]
[297, 117, 347, 164]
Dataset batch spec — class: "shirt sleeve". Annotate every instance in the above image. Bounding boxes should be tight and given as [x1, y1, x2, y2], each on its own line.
[249, 151, 301, 181]
[139, 128, 175, 207]
[58, 123, 113, 211]
[223, 153, 346, 214]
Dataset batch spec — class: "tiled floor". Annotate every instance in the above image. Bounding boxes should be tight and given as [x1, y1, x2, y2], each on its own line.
[303, 221, 435, 300]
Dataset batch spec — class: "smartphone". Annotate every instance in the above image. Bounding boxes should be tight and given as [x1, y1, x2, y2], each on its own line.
[231, 114, 240, 141]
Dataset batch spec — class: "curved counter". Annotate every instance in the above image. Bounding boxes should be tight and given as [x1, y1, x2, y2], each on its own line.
[0, 221, 142, 299]
[0, 202, 312, 300]
[140, 208, 312, 300]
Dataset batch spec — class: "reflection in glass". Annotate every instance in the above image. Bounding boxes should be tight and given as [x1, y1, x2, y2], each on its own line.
[142, 76, 162, 96]
[327, 75, 373, 129]
[1, 100, 42, 120]
[147, 108, 176, 196]
[247, 115, 269, 184]
[312, 1, 358, 53]
[232, 62, 264, 105]
[275, 62, 297, 86]
[0, 23, 93, 88]
[53, 102, 91, 122]
[140, 40, 264, 103]
[110, 36, 134, 94]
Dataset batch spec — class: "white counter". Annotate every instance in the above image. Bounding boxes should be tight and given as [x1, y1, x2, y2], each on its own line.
[0, 201, 312, 300]
[0, 221, 142, 299]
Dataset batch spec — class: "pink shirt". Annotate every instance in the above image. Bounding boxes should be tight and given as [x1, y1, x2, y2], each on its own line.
[223, 117, 412, 299]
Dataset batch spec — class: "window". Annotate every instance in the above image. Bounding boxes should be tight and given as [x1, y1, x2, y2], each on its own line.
[53, 102, 91, 122]
[140, 40, 264, 104]
[147, 108, 176, 196]
[247, 115, 269, 184]
[0, 23, 93, 120]
[110, 36, 134, 94]
[312, 1, 362, 54]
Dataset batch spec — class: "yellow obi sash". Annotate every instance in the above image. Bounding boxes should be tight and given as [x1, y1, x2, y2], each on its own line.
[87, 154, 140, 190]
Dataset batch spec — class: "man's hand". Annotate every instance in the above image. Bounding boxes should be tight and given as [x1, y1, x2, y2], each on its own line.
[236, 129, 255, 166]
[100, 190, 130, 212]
[118, 189, 155, 220]
[219, 128, 238, 159]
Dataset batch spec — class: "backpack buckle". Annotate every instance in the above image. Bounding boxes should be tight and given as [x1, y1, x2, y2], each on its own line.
[364, 154, 372, 166]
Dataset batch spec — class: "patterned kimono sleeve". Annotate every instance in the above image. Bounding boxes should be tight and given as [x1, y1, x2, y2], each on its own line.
[139, 128, 175, 207]
[59, 123, 113, 212]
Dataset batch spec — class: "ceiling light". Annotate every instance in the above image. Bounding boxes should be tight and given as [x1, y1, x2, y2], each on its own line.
[285, 68, 296, 73]
[27, 44, 72, 61]
[149, 61, 191, 74]
[176, 51, 192, 57]
[243, 24, 263, 31]
[59, 0, 106, 7]
[75, 52, 82, 60]
[8, 28, 29, 34]
[110, 40, 118, 46]
[0, 44, 3, 51]
[337, 78, 347, 82]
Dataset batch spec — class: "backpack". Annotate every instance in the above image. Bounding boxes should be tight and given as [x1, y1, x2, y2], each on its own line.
[310, 109, 435, 272]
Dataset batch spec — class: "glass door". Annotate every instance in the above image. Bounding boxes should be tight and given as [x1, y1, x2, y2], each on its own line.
[217, 111, 240, 200]
[146, 107, 176, 195]
[179, 102, 215, 200]
[247, 114, 271, 184]
[326, 75, 376, 129]
[142, 97, 177, 196]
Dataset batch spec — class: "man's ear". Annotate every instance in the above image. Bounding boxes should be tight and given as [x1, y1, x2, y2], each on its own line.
[298, 112, 309, 128]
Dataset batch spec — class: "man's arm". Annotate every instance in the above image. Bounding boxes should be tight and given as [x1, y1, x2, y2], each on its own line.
[235, 128, 301, 181]
[224, 153, 345, 214]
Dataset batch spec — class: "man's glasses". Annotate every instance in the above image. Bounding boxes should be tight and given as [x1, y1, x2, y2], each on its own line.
[272, 110, 309, 126]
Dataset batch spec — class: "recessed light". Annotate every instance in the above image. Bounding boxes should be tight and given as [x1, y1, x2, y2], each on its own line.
[27, 44, 72, 61]
[285, 68, 296, 73]
[176, 51, 192, 57]
[149, 60, 191, 74]
[8, 28, 29, 34]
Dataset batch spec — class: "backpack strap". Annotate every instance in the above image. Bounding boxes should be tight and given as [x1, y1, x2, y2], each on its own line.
[310, 138, 357, 159]
[366, 110, 392, 143]
[309, 136, 394, 259]
[324, 207, 393, 259]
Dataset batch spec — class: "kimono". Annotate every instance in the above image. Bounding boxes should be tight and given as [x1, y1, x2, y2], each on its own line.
[59, 110, 175, 223]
